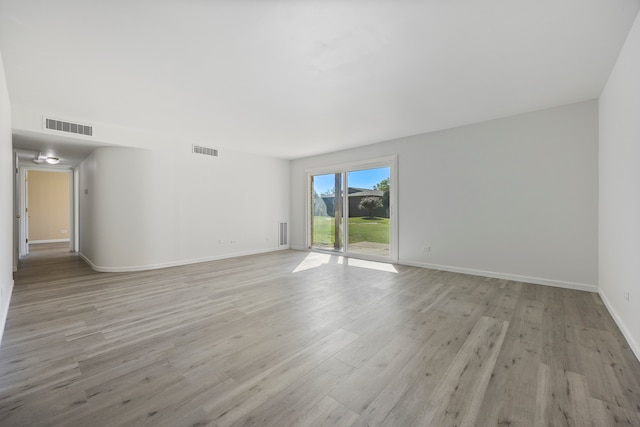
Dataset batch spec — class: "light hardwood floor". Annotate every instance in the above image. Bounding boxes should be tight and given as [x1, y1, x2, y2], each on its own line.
[1, 244, 640, 426]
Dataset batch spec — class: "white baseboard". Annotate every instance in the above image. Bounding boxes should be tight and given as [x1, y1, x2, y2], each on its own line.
[79, 247, 290, 273]
[598, 290, 640, 362]
[30, 239, 70, 244]
[397, 260, 599, 292]
[286, 248, 598, 292]
[0, 279, 15, 349]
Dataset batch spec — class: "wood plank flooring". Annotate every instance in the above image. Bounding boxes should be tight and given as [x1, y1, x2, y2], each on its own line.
[1, 244, 640, 426]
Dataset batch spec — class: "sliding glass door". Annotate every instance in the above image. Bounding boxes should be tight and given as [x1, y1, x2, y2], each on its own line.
[309, 159, 395, 261]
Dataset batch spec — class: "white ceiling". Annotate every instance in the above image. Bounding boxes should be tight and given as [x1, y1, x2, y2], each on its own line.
[1, 0, 639, 160]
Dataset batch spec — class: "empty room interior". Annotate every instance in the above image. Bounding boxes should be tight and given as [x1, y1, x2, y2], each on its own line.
[1, 1, 640, 425]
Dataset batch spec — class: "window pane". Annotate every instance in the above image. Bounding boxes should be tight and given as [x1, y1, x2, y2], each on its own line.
[347, 167, 390, 257]
[311, 173, 343, 251]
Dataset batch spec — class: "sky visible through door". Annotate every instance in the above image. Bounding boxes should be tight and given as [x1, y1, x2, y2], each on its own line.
[313, 168, 389, 195]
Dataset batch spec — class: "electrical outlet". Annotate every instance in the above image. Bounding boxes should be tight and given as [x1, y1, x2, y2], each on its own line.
[423, 246, 431, 252]
[625, 291, 630, 302]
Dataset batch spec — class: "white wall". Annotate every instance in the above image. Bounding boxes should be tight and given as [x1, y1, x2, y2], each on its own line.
[599, 12, 640, 360]
[0, 50, 14, 346]
[78, 143, 290, 272]
[291, 101, 599, 290]
[78, 147, 150, 269]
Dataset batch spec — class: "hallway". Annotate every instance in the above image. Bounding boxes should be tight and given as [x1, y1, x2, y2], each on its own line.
[15, 242, 96, 285]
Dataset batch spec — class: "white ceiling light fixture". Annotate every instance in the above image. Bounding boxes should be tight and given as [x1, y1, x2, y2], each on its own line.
[32, 152, 61, 165]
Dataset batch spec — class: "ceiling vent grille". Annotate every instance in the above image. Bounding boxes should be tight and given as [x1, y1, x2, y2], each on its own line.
[193, 145, 218, 157]
[44, 117, 93, 136]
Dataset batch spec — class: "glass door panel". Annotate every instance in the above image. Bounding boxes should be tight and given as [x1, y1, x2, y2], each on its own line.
[346, 167, 390, 258]
[311, 173, 344, 251]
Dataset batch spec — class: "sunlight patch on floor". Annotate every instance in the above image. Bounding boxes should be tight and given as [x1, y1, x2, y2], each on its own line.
[292, 252, 398, 274]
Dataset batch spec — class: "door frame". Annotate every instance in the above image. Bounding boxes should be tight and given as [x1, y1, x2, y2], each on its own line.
[305, 155, 398, 263]
[18, 166, 77, 256]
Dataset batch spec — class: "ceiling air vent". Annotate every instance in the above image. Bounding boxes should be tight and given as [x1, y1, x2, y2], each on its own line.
[192, 145, 218, 157]
[44, 117, 93, 136]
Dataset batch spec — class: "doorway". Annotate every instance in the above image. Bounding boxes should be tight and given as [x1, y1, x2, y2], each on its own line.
[18, 167, 76, 257]
[308, 156, 397, 262]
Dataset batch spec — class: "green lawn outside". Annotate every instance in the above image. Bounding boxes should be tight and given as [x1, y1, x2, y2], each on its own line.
[348, 217, 390, 244]
[312, 216, 389, 247]
[312, 216, 336, 247]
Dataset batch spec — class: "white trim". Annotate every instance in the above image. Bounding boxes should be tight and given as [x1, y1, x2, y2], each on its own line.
[73, 167, 80, 252]
[0, 280, 15, 348]
[598, 290, 640, 362]
[18, 166, 74, 256]
[30, 239, 70, 244]
[400, 259, 598, 292]
[19, 165, 73, 173]
[304, 156, 398, 176]
[13, 151, 19, 276]
[18, 167, 27, 256]
[79, 247, 289, 273]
